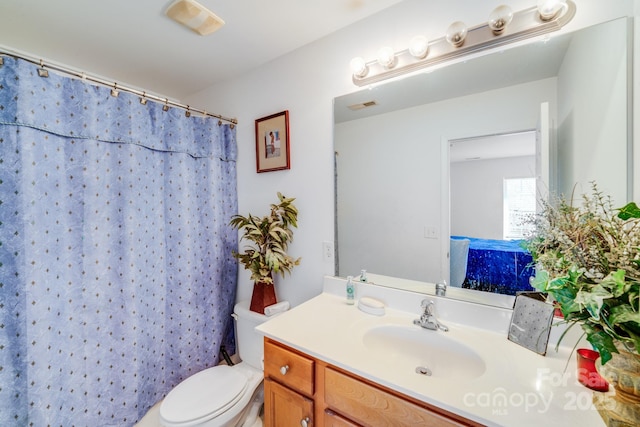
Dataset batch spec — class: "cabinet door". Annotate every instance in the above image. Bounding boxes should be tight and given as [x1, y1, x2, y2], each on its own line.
[264, 377, 314, 427]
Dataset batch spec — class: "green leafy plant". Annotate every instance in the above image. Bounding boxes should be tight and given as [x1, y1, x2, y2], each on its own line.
[229, 192, 301, 284]
[527, 184, 640, 364]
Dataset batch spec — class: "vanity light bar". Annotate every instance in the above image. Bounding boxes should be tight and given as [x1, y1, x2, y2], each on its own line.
[351, 1, 576, 86]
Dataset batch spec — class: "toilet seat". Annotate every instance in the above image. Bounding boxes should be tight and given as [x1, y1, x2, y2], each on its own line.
[160, 365, 249, 426]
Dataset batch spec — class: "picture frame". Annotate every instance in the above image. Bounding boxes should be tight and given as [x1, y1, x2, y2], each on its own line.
[255, 110, 290, 173]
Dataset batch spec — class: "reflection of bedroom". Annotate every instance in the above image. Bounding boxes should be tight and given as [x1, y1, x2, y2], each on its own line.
[449, 131, 536, 294]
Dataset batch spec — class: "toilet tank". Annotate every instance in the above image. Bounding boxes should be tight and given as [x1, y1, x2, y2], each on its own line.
[233, 301, 269, 370]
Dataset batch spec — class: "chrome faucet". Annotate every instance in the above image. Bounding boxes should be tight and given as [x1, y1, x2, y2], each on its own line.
[414, 299, 449, 332]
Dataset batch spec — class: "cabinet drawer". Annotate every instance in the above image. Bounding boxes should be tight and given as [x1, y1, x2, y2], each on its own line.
[324, 409, 360, 427]
[325, 367, 468, 427]
[264, 339, 315, 397]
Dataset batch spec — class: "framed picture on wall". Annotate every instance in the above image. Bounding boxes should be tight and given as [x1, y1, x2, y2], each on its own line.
[255, 110, 290, 173]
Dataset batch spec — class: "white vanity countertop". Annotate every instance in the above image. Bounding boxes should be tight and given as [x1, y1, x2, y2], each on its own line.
[256, 279, 606, 427]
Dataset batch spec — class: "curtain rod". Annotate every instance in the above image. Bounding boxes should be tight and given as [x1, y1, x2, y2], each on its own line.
[0, 47, 238, 126]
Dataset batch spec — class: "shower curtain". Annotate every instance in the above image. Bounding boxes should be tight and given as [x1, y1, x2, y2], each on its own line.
[0, 57, 238, 426]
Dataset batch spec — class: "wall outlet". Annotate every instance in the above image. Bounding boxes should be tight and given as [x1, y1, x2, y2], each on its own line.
[322, 241, 334, 261]
[424, 226, 439, 239]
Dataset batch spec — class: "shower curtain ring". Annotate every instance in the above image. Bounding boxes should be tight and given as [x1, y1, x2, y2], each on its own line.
[37, 59, 49, 78]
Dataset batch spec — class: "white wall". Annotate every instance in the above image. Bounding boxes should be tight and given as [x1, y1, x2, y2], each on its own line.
[557, 17, 630, 204]
[451, 155, 536, 240]
[185, 0, 638, 307]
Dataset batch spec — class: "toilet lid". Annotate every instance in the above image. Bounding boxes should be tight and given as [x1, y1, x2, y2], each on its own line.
[160, 365, 249, 424]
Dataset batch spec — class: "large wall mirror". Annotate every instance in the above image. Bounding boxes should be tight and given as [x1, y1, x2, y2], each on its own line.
[334, 17, 632, 307]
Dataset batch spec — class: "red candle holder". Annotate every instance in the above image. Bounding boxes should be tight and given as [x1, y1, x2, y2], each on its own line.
[576, 348, 609, 392]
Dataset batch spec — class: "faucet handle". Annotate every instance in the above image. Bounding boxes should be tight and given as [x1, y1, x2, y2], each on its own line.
[420, 299, 434, 314]
[416, 299, 448, 332]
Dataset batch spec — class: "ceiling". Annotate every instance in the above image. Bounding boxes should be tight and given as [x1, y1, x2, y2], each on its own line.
[0, 0, 403, 100]
[450, 131, 536, 162]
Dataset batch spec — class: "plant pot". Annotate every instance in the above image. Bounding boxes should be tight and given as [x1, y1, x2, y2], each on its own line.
[249, 280, 277, 314]
[593, 344, 640, 427]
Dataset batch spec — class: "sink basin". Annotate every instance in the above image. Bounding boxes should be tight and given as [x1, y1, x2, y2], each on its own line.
[362, 325, 486, 380]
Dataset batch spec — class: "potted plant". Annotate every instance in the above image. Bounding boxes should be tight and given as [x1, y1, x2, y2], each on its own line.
[527, 184, 640, 426]
[230, 192, 301, 314]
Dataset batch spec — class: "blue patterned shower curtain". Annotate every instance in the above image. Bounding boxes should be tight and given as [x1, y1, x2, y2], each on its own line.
[0, 57, 238, 426]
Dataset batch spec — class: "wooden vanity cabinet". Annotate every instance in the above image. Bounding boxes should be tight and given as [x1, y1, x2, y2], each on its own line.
[264, 338, 315, 427]
[264, 338, 482, 427]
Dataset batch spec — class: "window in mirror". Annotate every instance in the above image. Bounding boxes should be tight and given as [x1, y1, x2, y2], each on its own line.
[503, 177, 536, 240]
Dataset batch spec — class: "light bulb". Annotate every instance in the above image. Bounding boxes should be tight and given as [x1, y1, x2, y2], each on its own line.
[488, 5, 513, 34]
[409, 35, 429, 59]
[350, 57, 368, 78]
[377, 46, 396, 68]
[537, 0, 566, 21]
[446, 21, 468, 47]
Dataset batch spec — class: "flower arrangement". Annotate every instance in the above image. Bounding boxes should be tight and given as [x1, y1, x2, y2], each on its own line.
[527, 184, 640, 364]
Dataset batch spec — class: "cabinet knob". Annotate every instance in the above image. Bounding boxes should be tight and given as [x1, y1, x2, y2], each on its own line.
[280, 365, 289, 375]
[301, 417, 310, 427]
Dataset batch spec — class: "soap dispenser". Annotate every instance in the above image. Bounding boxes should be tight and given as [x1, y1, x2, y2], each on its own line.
[346, 276, 355, 305]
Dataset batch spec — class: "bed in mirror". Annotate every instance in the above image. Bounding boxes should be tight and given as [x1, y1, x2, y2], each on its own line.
[333, 17, 632, 308]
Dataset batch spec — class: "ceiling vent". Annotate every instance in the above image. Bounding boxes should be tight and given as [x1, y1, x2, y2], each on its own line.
[165, 0, 225, 36]
[347, 100, 378, 111]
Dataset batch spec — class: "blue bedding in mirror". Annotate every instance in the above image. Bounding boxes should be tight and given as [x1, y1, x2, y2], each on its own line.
[451, 235, 535, 295]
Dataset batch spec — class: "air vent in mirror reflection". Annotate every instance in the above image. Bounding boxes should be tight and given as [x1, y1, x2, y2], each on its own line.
[347, 100, 378, 111]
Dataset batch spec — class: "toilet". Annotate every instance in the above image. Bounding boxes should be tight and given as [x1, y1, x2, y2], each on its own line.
[159, 301, 270, 427]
